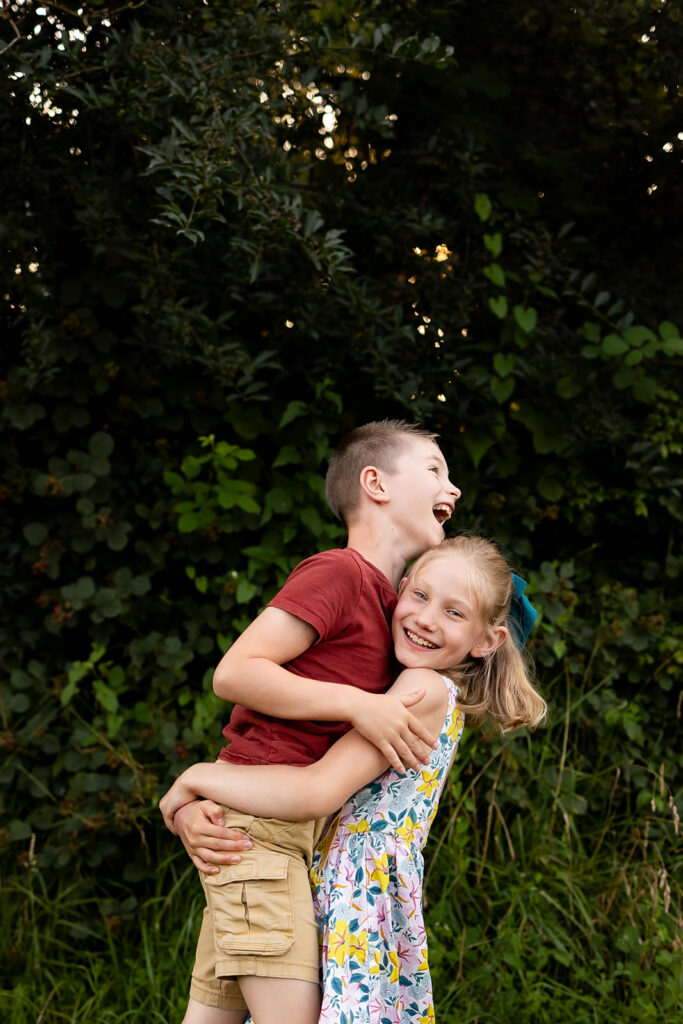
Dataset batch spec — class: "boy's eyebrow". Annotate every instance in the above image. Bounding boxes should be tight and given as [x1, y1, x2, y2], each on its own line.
[425, 452, 449, 470]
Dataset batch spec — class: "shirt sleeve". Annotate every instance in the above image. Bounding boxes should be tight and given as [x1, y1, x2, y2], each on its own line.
[267, 550, 362, 642]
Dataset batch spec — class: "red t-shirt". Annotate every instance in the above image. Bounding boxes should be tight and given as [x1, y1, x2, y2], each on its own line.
[218, 548, 397, 766]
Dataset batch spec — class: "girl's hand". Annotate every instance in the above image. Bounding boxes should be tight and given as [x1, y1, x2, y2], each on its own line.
[159, 775, 196, 834]
[173, 799, 253, 874]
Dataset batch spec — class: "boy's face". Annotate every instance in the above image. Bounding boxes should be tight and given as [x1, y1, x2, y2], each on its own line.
[383, 438, 461, 559]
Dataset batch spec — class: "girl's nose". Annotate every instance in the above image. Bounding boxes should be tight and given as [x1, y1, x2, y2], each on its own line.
[449, 479, 462, 501]
[414, 609, 436, 631]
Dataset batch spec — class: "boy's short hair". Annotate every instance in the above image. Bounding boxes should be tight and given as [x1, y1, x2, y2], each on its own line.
[325, 419, 439, 526]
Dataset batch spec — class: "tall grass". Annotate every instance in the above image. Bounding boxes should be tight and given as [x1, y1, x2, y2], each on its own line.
[2, 687, 680, 1023]
[1, 851, 201, 1023]
[425, 685, 682, 1024]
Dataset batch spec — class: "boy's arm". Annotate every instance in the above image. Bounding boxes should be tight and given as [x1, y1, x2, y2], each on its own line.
[162, 668, 449, 832]
[214, 606, 437, 772]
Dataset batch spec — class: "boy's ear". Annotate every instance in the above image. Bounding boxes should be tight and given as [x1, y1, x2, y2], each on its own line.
[470, 625, 508, 659]
[358, 465, 390, 505]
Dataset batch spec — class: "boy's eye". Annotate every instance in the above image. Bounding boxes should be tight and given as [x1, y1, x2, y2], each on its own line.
[429, 466, 439, 474]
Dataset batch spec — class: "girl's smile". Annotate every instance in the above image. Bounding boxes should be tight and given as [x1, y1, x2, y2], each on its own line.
[403, 628, 439, 650]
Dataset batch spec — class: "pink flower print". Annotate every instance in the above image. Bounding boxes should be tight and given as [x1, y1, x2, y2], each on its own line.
[403, 874, 422, 918]
[338, 857, 358, 889]
[375, 895, 390, 928]
[396, 935, 422, 975]
[369, 991, 384, 1018]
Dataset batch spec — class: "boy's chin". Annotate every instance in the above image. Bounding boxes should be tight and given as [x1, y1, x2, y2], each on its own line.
[423, 523, 446, 549]
[408, 522, 444, 557]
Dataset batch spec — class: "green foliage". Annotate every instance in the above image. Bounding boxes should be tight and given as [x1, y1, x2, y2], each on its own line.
[1, 852, 203, 1022]
[1, 0, 681, 1020]
[425, 706, 682, 1022]
[0, 376, 344, 875]
[164, 436, 261, 533]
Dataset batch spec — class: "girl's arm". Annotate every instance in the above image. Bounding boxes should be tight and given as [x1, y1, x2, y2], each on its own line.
[160, 667, 448, 833]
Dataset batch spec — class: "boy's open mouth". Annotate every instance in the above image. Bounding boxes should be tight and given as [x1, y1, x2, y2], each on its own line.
[405, 628, 439, 649]
[433, 503, 452, 525]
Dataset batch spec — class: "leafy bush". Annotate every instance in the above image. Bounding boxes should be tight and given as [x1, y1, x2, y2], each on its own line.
[1, 1, 681, 1020]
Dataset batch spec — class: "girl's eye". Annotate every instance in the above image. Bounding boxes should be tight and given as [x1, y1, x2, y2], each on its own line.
[429, 466, 439, 474]
[413, 590, 427, 600]
[447, 608, 463, 618]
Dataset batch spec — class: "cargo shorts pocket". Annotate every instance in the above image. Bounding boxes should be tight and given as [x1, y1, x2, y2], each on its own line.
[204, 853, 295, 956]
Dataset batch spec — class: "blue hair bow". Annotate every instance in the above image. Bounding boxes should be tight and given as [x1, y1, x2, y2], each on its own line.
[510, 574, 537, 649]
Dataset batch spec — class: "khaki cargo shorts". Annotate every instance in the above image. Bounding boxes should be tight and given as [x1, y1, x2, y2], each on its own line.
[189, 809, 327, 1011]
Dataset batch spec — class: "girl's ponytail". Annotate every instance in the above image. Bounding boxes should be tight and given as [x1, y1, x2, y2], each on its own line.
[451, 633, 546, 733]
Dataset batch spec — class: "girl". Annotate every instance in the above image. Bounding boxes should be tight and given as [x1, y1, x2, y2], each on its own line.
[161, 536, 546, 1023]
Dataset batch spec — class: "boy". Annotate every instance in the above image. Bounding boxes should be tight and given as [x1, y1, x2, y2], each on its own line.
[173, 420, 460, 1024]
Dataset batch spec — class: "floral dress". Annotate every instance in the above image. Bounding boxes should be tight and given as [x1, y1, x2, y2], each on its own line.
[310, 674, 464, 1024]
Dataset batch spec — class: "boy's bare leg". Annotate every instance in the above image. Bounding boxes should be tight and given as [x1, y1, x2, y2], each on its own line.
[238, 976, 320, 1024]
[182, 997, 247, 1024]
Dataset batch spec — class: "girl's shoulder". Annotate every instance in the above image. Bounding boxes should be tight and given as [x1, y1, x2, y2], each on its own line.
[392, 667, 450, 717]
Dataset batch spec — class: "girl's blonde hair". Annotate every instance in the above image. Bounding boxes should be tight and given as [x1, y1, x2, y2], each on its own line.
[405, 536, 547, 734]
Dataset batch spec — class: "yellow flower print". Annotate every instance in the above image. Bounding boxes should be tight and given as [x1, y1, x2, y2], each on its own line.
[418, 947, 429, 971]
[349, 929, 368, 965]
[418, 1005, 435, 1023]
[447, 709, 465, 741]
[396, 815, 423, 844]
[417, 769, 440, 798]
[346, 818, 370, 833]
[388, 950, 399, 983]
[328, 919, 349, 967]
[371, 852, 389, 892]
[369, 949, 382, 974]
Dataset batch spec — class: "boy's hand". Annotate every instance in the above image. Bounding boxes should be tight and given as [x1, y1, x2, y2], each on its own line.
[173, 799, 253, 874]
[350, 689, 437, 773]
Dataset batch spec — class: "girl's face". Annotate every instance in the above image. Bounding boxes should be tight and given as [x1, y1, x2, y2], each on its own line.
[392, 554, 491, 670]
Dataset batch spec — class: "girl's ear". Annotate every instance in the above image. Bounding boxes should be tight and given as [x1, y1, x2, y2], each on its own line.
[470, 624, 508, 659]
[358, 465, 390, 505]
[397, 576, 408, 594]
